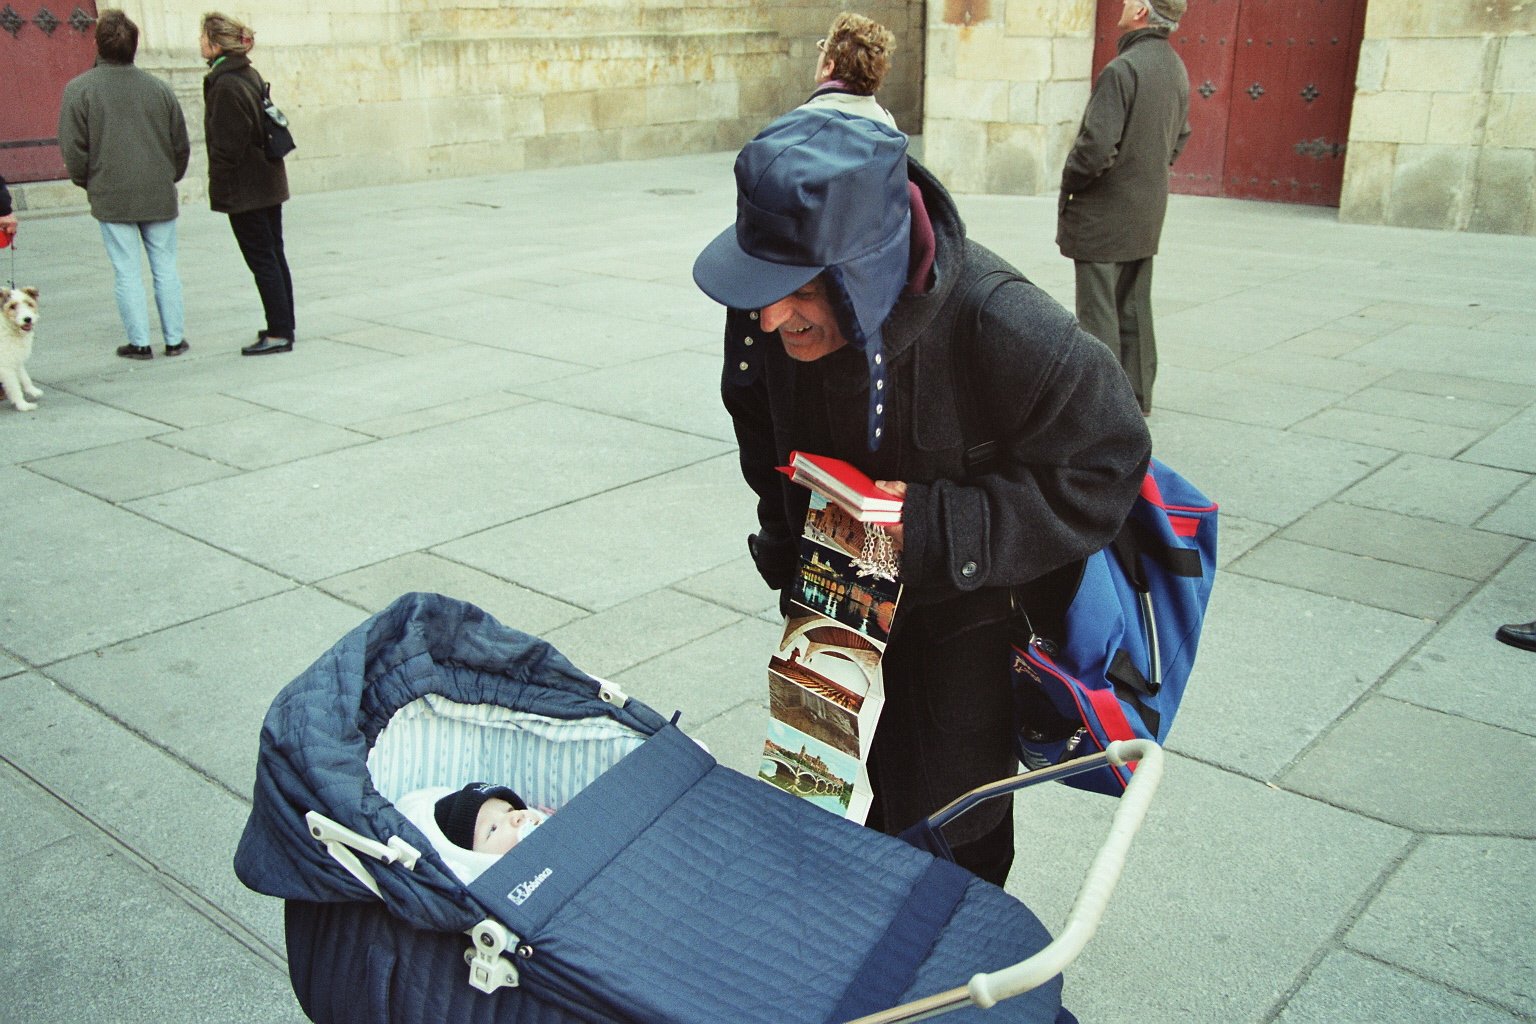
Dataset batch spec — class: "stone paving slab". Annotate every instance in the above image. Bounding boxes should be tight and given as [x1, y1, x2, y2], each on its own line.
[541, 587, 747, 681]
[1277, 501, 1522, 579]
[158, 410, 372, 470]
[1382, 548, 1536, 737]
[1294, 407, 1487, 459]
[435, 453, 751, 611]
[1463, 406, 1536, 474]
[1231, 537, 1476, 619]
[1004, 759, 1409, 1024]
[226, 344, 582, 427]
[1480, 477, 1536, 540]
[1338, 384, 1522, 431]
[2, 466, 291, 665]
[1158, 367, 1342, 428]
[609, 614, 784, 727]
[23, 437, 239, 501]
[1339, 452, 1529, 527]
[126, 402, 729, 583]
[513, 348, 736, 442]
[0, 768, 300, 1024]
[1282, 697, 1536, 834]
[44, 589, 366, 797]
[1348, 324, 1536, 386]
[1172, 574, 1432, 780]
[1219, 348, 1394, 394]
[1347, 836, 1536, 1018]
[315, 551, 586, 630]
[1276, 951, 1525, 1024]
[0, 388, 170, 465]
[0, 672, 287, 954]
[1142, 412, 1394, 527]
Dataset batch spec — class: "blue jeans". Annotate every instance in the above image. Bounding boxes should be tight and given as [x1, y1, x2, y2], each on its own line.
[99, 219, 185, 349]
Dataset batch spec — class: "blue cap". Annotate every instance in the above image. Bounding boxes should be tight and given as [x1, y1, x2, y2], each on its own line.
[693, 108, 911, 449]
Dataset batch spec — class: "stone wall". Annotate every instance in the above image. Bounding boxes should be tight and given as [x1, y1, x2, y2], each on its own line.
[1340, 1, 1536, 235]
[21, 0, 923, 210]
[921, 0, 1095, 195]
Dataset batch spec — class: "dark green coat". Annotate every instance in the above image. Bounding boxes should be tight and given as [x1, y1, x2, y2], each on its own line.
[1057, 28, 1191, 264]
[203, 54, 289, 215]
[58, 61, 189, 223]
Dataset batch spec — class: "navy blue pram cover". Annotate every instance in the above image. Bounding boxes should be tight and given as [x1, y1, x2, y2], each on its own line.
[235, 593, 1065, 1024]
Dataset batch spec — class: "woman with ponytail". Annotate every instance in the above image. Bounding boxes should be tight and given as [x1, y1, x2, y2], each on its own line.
[201, 12, 296, 355]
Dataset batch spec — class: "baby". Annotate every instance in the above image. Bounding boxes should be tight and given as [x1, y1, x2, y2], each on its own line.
[397, 781, 549, 883]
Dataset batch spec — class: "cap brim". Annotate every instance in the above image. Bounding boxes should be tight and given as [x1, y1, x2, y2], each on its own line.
[692, 225, 822, 311]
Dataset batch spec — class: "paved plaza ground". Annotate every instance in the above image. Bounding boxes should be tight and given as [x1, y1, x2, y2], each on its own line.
[2, 149, 1533, 1022]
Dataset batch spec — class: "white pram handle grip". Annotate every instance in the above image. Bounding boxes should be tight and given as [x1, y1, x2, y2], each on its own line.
[842, 739, 1164, 1024]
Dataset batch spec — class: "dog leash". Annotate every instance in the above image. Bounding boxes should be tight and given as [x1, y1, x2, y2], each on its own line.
[3, 233, 14, 289]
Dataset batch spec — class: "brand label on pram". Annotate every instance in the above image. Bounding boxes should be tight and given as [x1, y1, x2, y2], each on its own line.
[508, 868, 553, 906]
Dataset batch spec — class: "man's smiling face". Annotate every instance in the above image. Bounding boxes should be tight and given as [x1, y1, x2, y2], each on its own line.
[759, 276, 851, 362]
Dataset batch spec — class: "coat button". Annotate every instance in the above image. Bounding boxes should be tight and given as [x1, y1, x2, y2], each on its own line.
[960, 561, 977, 578]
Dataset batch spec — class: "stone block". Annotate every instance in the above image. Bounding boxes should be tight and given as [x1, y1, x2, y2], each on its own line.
[926, 76, 1010, 121]
[594, 87, 647, 131]
[1469, 147, 1536, 235]
[1348, 90, 1430, 144]
[1493, 32, 1536, 93]
[983, 122, 1048, 194]
[1052, 34, 1094, 80]
[1425, 92, 1482, 146]
[544, 91, 598, 133]
[1484, 91, 1536, 147]
[1354, 38, 1388, 92]
[1000, 36, 1054, 82]
[1040, 78, 1089, 125]
[953, 23, 1007, 75]
[1003, 0, 1072, 37]
[1008, 81, 1040, 121]
[1347, 836, 1536, 1018]
[922, 117, 990, 192]
[1382, 37, 1493, 94]
[1388, 144, 1472, 229]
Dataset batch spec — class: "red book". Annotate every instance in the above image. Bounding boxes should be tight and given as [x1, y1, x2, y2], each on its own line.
[778, 451, 903, 523]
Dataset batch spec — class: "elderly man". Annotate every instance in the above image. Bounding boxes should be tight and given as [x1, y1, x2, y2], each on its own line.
[693, 108, 1150, 885]
[1058, 0, 1191, 415]
[59, 8, 191, 360]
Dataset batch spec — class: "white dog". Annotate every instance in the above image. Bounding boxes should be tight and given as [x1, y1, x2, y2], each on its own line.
[0, 285, 42, 412]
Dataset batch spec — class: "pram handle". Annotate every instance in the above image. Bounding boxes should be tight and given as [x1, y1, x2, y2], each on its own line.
[842, 739, 1164, 1024]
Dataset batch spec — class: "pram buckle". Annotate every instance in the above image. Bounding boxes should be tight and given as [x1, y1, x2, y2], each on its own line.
[465, 919, 522, 993]
[305, 810, 422, 898]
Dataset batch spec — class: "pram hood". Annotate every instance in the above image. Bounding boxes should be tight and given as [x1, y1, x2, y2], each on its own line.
[234, 591, 667, 934]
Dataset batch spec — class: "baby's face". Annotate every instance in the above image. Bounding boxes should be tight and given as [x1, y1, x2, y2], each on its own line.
[473, 798, 547, 854]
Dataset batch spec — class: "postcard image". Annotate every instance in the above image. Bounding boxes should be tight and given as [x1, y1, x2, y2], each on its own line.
[759, 718, 859, 815]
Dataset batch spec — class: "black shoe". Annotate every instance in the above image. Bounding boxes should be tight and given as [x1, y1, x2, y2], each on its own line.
[242, 334, 294, 356]
[117, 343, 153, 360]
[1495, 621, 1536, 653]
[164, 340, 189, 357]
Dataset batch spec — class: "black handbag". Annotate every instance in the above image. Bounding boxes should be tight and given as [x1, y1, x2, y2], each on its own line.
[256, 81, 296, 161]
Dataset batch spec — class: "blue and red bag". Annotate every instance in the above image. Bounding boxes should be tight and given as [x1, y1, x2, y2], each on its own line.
[1012, 458, 1217, 794]
[951, 270, 1218, 796]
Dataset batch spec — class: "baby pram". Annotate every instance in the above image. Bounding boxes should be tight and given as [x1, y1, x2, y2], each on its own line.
[235, 593, 1161, 1024]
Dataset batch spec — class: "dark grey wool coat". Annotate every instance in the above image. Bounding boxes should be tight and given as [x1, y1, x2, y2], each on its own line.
[203, 53, 289, 215]
[1057, 28, 1191, 264]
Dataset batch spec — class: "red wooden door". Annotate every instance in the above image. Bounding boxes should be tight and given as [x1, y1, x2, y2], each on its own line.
[0, 2, 98, 183]
[1091, 0, 1365, 207]
[1223, 0, 1367, 205]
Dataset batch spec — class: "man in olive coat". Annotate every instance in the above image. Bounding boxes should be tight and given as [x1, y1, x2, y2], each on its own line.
[59, 9, 190, 360]
[1058, 0, 1191, 415]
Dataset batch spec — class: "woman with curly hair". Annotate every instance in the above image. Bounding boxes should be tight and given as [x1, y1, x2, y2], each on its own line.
[800, 12, 898, 130]
[200, 11, 296, 355]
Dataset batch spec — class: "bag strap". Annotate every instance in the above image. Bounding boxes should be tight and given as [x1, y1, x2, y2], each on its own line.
[950, 269, 1026, 476]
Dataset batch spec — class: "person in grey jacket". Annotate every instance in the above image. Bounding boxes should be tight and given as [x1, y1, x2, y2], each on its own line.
[695, 109, 1150, 885]
[201, 11, 294, 356]
[58, 9, 190, 360]
[1057, 0, 1191, 415]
